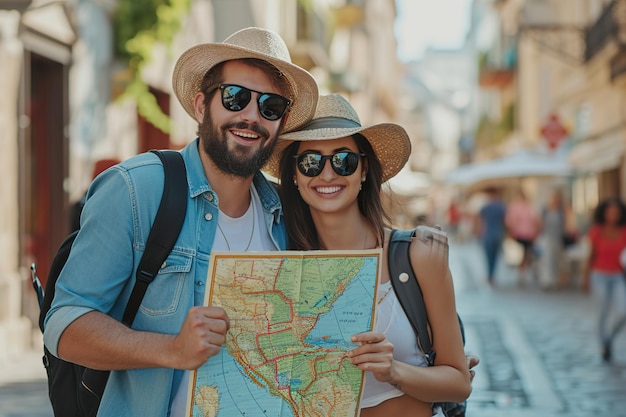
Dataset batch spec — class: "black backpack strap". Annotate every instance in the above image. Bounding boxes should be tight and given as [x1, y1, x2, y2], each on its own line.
[121, 150, 188, 326]
[388, 229, 436, 366]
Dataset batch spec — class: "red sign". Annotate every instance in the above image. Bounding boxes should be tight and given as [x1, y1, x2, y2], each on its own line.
[541, 113, 568, 149]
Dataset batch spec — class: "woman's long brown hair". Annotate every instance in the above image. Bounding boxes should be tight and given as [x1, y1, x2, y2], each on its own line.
[278, 133, 390, 250]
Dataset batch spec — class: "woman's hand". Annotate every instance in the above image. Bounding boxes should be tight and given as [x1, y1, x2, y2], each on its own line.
[467, 354, 479, 381]
[348, 332, 395, 383]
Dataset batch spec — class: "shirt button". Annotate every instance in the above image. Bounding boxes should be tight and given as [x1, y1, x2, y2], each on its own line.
[197, 281, 204, 286]
[207, 193, 214, 202]
[205, 213, 213, 221]
[161, 261, 166, 269]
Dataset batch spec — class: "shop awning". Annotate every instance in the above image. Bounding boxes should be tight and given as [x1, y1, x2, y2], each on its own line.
[387, 167, 431, 196]
[445, 147, 572, 188]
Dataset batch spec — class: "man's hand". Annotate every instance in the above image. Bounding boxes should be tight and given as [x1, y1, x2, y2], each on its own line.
[170, 306, 230, 370]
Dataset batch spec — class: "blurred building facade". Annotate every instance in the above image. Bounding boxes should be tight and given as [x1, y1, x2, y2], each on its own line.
[519, 0, 626, 215]
[399, 48, 479, 225]
[450, 0, 626, 221]
[0, 0, 407, 358]
[0, 0, 77, 360]
[395, 0, 498, 225]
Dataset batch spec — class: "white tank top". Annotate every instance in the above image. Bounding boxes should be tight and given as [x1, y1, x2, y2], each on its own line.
[359, 280, 428, 408]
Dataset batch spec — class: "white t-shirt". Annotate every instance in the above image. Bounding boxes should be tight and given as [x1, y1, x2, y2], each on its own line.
[170, 185, 276, 416]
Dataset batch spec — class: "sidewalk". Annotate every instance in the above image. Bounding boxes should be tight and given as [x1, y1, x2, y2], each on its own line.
[0, 349, 52, 417]
[450, 239, 626, 417]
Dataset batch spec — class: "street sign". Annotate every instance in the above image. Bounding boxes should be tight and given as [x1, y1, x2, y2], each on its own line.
[541, 113, 568, 149]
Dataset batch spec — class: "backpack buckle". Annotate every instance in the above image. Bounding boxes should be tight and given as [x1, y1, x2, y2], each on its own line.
[137, 270, 155, 284]
[425, 350, 436, 366]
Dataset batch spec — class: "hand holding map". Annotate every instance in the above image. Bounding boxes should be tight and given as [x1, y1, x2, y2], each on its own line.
[171, 306, 230, 370]
[187, 249, 382, 417]
[347, 332, 395, 383]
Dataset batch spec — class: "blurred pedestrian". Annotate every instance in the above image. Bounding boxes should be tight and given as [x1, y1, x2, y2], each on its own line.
[582, 197, 626, 362]
[539, 189, 577, 290]
[505, 189, 541, 286]
[478, 187, 506, 285]
[447, 198, 461, 239]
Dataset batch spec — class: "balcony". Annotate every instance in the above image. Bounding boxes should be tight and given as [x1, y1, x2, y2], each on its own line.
[585, 0, 626, 62]
[478, 43, 517, 89]
[520, 0, 586, 64]
[289, 2, 330, 72]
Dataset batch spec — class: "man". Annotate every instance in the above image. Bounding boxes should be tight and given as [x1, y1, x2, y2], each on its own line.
[478, 187, 507, 285]
[43, 27, 319, 416]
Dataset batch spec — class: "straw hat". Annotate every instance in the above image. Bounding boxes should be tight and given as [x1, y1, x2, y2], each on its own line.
[264, 94, 411, 182]
[172, 27, 319, 132]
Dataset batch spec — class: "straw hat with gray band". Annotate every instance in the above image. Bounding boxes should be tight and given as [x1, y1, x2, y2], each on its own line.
[172, 27, 319, 132]
[264, 94, 411, 182]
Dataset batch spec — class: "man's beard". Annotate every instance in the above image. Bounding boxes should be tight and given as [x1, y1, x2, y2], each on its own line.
[199, 112, 279, 178]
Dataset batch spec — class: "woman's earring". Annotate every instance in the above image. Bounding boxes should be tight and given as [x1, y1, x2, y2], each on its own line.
[293, 179, 298, 189]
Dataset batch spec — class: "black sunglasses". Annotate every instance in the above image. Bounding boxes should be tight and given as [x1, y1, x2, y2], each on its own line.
[293, 151, 365, 177]
[217, 84, 291, 121]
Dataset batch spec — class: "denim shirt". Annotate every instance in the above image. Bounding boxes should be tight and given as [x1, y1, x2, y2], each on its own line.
[43, 138, 287, 416]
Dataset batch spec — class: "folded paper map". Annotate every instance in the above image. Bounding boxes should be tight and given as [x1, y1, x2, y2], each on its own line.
[186, 249, 382, 417]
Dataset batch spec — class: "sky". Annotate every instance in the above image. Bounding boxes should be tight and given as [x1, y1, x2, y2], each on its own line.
[395, 0, 473, 62]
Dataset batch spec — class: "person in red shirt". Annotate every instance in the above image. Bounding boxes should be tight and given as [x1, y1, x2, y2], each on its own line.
[583, 197, 626, 362]
[447, 200, 461, 238]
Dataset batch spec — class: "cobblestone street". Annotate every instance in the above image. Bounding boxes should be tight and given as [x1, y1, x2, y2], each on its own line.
[453, 241, 626, 417]
[1, 240, 626, 416]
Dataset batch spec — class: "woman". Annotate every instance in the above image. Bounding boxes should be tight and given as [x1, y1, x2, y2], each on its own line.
[505, 189, 541, 285]
[265, 94, 472, 416]
[583, 197, 626, 362]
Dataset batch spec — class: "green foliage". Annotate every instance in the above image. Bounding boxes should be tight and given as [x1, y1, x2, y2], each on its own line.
[474, 104, 516, 148]
[478, 51, 488, 73]
[113, 0, 191, 133]
[297, 0, 313, 12]
[502, 103, 515, 131]
[113, 0, 164, 60]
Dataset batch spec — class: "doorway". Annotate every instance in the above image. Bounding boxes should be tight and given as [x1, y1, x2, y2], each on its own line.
[21, 53, 69, 287]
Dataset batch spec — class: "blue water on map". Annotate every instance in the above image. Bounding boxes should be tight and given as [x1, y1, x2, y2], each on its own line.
[193, 348, 295, 417]
[303, 256, 377, 350]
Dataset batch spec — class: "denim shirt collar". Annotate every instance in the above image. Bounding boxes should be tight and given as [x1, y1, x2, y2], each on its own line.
[181, 138, 283, 224]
